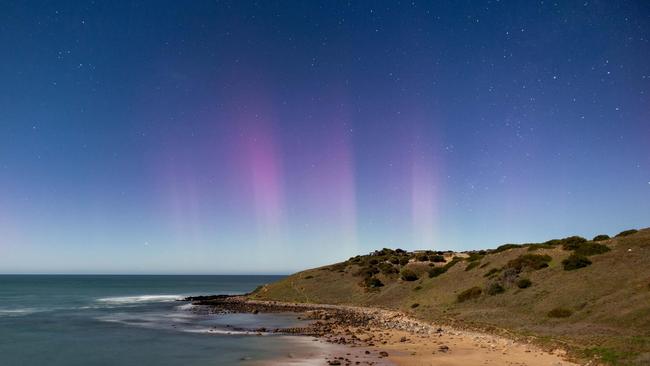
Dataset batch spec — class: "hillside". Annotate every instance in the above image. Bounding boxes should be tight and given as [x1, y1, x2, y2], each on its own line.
[250, 228, 650, 365]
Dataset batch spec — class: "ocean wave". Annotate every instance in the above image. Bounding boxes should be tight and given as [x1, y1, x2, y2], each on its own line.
[96, 295, 183, 304]
[0, 308, 42, 317]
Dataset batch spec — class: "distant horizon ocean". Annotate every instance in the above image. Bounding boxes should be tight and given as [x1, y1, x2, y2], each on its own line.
[0, 275, 328, 365]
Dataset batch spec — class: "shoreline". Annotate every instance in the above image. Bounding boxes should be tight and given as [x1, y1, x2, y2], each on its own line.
[184, 295, 580, 366]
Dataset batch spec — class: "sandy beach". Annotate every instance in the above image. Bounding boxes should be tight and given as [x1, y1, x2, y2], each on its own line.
[185, 296, 580, 366]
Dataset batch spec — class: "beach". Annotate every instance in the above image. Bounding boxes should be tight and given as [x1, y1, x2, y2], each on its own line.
[185, 295, 579, 366]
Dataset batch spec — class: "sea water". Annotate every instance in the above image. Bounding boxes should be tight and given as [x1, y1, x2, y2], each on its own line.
[0, 275, 323, 365]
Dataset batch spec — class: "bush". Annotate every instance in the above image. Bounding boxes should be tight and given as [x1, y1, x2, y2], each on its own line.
[364, 277, 384, 288]
[466, 252, 484, 262]
[486, 283, 505, 295]
[505, 254, 552, 272]
[410, 303, 420, 308]
[592, 234, 610, 242]
[516, 278, 532, 288]
[483, 268, 501, 278]
[378, 262, 399, 275]
[430, 255, 446, 263]
[428, 266, 446, 278]
[547, 308, 573, 318]
[428, 257, 462, 278]
[493, 244, 522, 253]
[304, 275, 314, 279]
[399, 257, 410, 266]
[526, 243, 555, 251]
[415, 253, 429, 261]
[400, 268, 419, 281]
[573, 242, 610, 256]
[559, 236, 589, 250]
[465, 261, 481, 271]
[615, 229, 638, 237]
[562, 254, 592, 270]
[355, 266, 379, 277]
[413, 285, 422, 291]
[457, 287, 482, 302]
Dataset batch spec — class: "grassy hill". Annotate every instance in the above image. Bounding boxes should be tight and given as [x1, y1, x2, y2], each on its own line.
[250, 228, 650, 365]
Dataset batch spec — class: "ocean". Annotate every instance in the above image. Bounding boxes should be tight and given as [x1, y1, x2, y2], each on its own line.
[0, 275, 328, 365]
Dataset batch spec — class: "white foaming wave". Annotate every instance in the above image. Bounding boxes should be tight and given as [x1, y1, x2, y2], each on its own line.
[96, 295, 183, 305]
[175, 303, 196, 311]
[0, 308, 41, 317]
[182, 327, 252, 335]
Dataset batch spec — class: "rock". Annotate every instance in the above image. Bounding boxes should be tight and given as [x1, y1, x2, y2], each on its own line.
[379, 351, 389, 357]
[438, 345, 450, 352]
[328, 361, 341, 365]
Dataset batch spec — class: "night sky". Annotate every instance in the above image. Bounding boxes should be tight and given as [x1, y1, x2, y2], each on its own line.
[1, 1, 649, 274]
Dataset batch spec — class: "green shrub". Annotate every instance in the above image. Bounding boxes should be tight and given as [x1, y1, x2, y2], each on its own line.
[592, 234, 610, 242]
[526, 243, 555, 251]
[516, 278, 532, 288]
[364, 277, 384, 288]
[378, 262, 399, 275]
[410, 303, 420, 308]
[400, 268, 419, 281]
[562, 254, 592, 270]
[413, 285, 422, 291]
[304, 275, 314, 279]
[483, 268, 501, 278]
[354, 266, 379, 277]
[559, 236, 588, 250]
[466, 252, 484, 262]
[428, 266, 446, 278]
[428, 257, 462, 278]
[486, 283, 505, 295]
[465, 261, 481, 271]
[615, 229, 638, 237]
[505, 254, 552, 272]
[415, 253, 429, 261]
[547, 308, 572, 318]
[457, 287, 482, 302]
[493, 244, 522, 253]
[430, 255, 446, 263]
[573, 242, 610, 256]
[399, 257, 410, 266]
[389, 256, 400, 264]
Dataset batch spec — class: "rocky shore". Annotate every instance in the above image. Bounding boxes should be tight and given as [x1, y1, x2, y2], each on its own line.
[183, 295, 580, 366]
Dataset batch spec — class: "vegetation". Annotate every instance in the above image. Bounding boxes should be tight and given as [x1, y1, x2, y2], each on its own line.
[504, 254, 552, 272]
[484, 268, 501, 278]
[428, 257, 462, 278]
[410, 303, 420, 308]
[547, 307, 573, 318]
[492, 244, 522, 253]
[465, 261, 481, 271]
[430, 255, 446, 262]
[486, 282, 505, 295]
[562, 254, 592, 271]
[573, 242, 611, 256]
[593, 234, 611, 241]
[558, 236, 589, 250]
[516, 278, 532, 288]
[616, 229, 638, 237]
[400, 268, 419, 281]
[457, 286, 482, 302]
[364, 277, 384, 288]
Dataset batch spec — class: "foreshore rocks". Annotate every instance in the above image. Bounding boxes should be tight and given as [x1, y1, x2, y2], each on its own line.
[182, 294, 444, 347]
